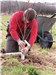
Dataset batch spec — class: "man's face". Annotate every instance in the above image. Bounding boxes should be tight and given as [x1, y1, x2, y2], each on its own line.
[23, 16, 29, 24]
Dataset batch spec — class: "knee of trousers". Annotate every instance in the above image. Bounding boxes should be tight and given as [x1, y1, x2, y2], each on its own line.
[5, 35, 19, 53]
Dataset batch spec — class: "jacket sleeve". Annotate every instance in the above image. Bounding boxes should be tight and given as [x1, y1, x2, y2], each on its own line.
[9, 13, 20, 41]
[28, 20, 38, 46]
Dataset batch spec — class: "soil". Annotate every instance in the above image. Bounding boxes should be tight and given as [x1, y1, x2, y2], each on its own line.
[1, 47, 56, 73]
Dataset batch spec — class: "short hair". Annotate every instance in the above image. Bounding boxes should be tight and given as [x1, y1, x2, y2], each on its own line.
[23, 8, 36, 21]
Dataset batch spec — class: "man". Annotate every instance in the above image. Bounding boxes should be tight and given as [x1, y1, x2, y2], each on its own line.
[5, 8, 38, 55]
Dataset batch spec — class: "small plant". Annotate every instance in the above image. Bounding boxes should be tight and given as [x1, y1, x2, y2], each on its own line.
[27, 65, 41, 75]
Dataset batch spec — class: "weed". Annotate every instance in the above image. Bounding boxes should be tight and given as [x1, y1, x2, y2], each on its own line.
[27, 65, 41, 75]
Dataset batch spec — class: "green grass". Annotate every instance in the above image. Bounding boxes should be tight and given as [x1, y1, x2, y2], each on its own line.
[1, 55, 56, 75]
[27, 65, 41, 75]
[49, 22, 56, 40]
[1, 16, 11, 48]
[1, 64, 26, 75]
[37, 69, 55, 75]
[1, 56, 55, 75]
[1, 58, 55, 75]
[1, 15, 11, 31]
[1, 57, 26, 75]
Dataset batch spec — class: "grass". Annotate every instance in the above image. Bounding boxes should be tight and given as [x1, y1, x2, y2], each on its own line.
[1, 65, 26, 75]
[1, 15, 56, 75]
[38, 69, 55, 75]
[1, 16, 11, 48]
[1, 59, 55, 75]
[1, 56, 55, 75]
[1, 15, 11, 31]
[27, 65, 41, 75]
[1, 57, 26, 75]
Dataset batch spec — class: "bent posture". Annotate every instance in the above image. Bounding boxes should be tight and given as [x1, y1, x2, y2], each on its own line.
[5, 8, 38, 55]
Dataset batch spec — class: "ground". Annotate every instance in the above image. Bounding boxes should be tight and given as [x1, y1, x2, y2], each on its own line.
[1, 44, 56, 75]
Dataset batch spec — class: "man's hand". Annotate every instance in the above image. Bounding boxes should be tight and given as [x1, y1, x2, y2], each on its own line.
[17, 39, 31, 55]
[22, 46, 31, 55]
[17, 39, 25, 48]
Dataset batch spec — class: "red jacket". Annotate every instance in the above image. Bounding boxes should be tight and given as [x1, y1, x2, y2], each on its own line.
[8, 11, 38, 46]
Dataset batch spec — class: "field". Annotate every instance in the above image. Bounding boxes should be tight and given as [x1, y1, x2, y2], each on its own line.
[0, 15, 56, 75]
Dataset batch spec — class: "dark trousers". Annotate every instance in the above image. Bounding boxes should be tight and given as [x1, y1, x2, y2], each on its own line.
[5, 28, 31, 53]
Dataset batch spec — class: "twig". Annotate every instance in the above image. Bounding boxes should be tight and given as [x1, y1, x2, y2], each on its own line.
[23, 0, 29, 41]
[1, 22, 7, 27]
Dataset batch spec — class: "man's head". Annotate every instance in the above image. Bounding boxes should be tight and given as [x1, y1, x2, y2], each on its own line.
[23, 8, 36, 23]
